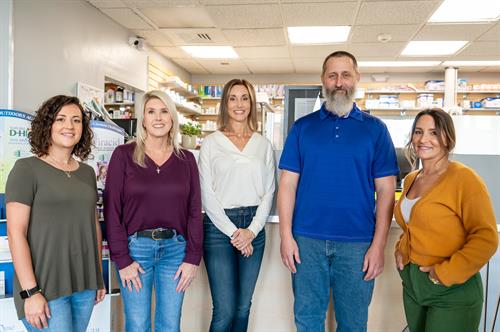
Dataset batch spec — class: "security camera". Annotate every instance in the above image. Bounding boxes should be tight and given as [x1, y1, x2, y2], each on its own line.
[128, 36, 145, 51]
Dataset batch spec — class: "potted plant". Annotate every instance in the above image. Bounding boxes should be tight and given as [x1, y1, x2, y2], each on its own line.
[180, 122, 201, 149]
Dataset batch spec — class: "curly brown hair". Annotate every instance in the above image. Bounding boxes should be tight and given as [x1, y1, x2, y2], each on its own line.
[29, 95, 94, 160]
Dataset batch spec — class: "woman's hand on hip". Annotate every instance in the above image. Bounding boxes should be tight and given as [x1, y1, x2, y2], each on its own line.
[420, 265, 442, 285]
[174, 263, 198, 293]
[95, 288, 107, 304]
[231, 228, 256, 250]
[24, 292, 51, 330]
[240, 243, 254, 257]
[119, 261, 145, 292]
[395, 250, 404, 271]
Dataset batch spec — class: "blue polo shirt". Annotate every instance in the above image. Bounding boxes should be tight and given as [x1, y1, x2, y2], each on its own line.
[279, 103, 399, 241]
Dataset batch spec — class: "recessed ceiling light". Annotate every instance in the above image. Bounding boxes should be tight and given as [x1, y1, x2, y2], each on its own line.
[287, 26, 351, 44]
[358, 61, 441, 67]
[181, 46, 238, 59]
[401, 41, 468, 56]
[429, 0, 500, 23]
[442, 60, 500, 66]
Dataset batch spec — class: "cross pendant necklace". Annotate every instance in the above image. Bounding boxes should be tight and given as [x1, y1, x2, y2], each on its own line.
[156, 166, 160, 174]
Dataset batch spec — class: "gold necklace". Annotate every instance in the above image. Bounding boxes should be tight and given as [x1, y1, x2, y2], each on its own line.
[47, 154, 73, 178]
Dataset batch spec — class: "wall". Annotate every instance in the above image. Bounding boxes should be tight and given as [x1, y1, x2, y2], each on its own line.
[12, 0, 189, 114]
[0, 0, 13, 109]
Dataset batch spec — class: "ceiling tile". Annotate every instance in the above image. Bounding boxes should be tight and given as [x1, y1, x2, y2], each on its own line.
[171, 59, 209, 74]
[87, 0, 127, 8]
[202, 0, 278, 4]
[101, 8, 153, 29]
[127, 0, 201, 6]
[414, 24, 494, 41]
[222, 28, 286, 47]
[456, 42, 500, 57]
[245, 59, 294, 74]
[235, 46, 289, 59]
[205, 4, 282, 29]
[291, 45, 349, 58]
[196, 59, 250, 74]
[282, 2, 357, 26]
[133, 30, 173, 46]
[282, 0, 357, 2]
[348, 42, 406, 56]
[479, 23, 500, 41]
[155, 47, 189, 58]
[356, 1, 437, 25]
[139, 7, 214, 28]
[351, 25, 419, 43]
[292, 58, 324, 74]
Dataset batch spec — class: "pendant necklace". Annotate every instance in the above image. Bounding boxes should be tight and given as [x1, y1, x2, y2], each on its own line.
[156, 166, 160, 174]
[47, 154, 73, 178]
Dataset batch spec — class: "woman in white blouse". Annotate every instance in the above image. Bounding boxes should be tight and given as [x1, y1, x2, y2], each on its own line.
[199, 79, 275, 332]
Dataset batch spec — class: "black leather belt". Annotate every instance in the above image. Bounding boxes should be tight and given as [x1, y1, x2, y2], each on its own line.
[136, 228, 175, 240]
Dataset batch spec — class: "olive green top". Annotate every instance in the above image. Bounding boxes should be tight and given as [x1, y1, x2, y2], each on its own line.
[6, 157, 104, 318]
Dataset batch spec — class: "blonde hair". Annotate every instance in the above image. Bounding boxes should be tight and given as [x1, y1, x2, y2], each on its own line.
[131, 90, 183, 167]
[217, 79, 258, 132]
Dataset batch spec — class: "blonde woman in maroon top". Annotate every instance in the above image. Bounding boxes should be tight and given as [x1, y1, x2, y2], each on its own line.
[104, 90, 202, 332]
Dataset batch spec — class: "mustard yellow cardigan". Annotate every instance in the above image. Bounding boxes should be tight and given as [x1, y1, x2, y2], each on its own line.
[394, 161, 498, 286]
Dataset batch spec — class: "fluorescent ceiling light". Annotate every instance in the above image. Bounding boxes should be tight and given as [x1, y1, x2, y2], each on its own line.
[401, 41, 468, 56]
[287, 26, 350, 44]
[181, 46, 238, 59]
[429, 0, 500, 22]
[442, 61, 500, 66]
[359, 61, 441, 67]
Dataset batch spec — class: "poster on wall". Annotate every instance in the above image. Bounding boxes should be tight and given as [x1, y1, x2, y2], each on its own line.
[0, 110, 34, 219]
[0, 110, 34, 193]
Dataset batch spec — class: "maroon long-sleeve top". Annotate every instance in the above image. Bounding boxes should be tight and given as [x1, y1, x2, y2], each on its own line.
[103, 143, 203, 270]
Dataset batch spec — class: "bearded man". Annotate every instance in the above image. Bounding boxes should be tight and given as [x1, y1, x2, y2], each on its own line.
[278, 51, 399, 332]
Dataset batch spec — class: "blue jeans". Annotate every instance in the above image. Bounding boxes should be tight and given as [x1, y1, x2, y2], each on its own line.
[292, 235, 374, 332]
[203, 206, 265, 332]
[119, 231, 187, 332]
[22, 289, 96, 332]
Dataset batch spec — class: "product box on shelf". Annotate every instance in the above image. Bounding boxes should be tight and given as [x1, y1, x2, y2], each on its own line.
[424, 80, 445, 91]
[0, 237, 10, 261]
[481, 97, 500, 108]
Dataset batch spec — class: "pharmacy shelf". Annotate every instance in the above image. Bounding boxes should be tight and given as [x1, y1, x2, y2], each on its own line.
[463, 108, 500, 111]
[176, 103, 202, 116]
[365, 90, 444, 94]
[104, 102, 135, 106]
[160, 82, 200, 101]
[458, 91, 500, 94]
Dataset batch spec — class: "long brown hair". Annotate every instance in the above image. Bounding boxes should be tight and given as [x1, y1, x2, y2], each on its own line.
[217, 79, 258, 132]
[405, 108, 456, 168]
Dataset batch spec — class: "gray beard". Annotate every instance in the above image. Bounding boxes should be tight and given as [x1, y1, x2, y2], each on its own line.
[322, 86, 354, 117]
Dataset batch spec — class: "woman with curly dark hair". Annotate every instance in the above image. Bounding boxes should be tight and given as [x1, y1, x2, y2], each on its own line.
[5, 95, 106, 331]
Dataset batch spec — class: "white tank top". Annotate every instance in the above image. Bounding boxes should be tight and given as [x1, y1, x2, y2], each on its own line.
[400, 195, 420, 223]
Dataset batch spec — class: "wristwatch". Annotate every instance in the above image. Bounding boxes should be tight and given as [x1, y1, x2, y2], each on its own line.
[20, 285, 42, 299]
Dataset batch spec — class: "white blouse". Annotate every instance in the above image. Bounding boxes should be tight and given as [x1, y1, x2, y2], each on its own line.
[198, 131, 276, 238]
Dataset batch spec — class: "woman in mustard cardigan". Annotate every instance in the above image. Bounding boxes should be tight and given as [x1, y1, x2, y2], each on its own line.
[394, 109, 498, 332]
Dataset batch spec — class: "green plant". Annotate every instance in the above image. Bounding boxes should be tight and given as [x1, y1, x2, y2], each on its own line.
[180, 122, 201, 136]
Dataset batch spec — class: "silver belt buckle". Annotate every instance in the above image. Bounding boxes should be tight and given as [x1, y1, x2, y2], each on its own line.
[151, 229, 161, 241]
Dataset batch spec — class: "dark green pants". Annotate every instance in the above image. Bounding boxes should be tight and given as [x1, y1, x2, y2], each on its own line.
[400, 263, 483, 332]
